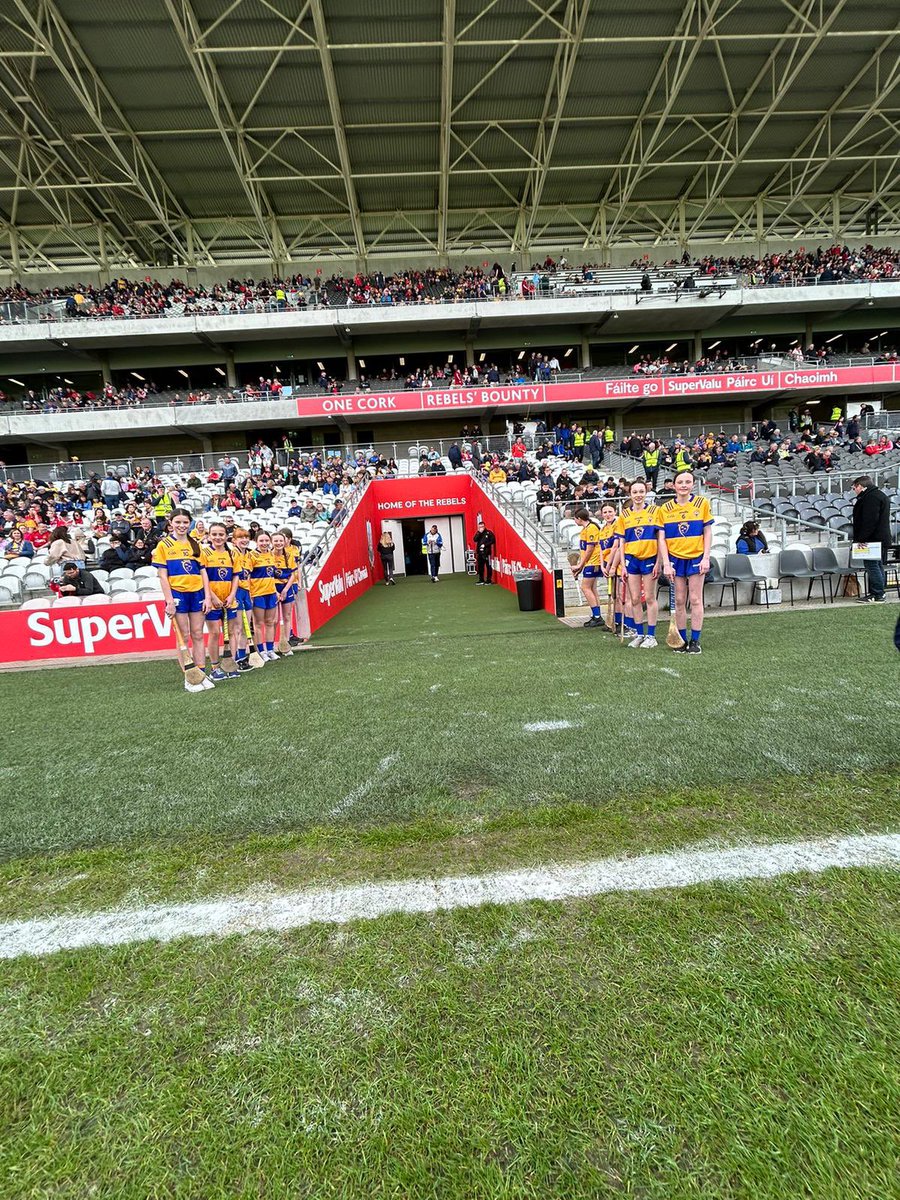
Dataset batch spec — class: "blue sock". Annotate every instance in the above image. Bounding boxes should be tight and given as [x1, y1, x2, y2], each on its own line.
[625, 616, 634, 632]
[635, 622, 644, 636]
[266, 641, 274, 651]
[236, 648, 245, 661]
[691, 628, 701, 642]
[648, 624, 656, 637]
[591, 606, 600, 618]
[679, 629, 687, 643]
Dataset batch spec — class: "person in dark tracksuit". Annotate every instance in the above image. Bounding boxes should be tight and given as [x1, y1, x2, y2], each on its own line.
[472, 520, 496, 585]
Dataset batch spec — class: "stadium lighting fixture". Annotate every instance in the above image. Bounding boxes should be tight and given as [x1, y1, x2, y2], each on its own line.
[479, 353, 486, 362]
[665, 343, 677, 352]
[131, 372, 145, 381]
[214, 367, 226, 377]
[628, 344, 639, 354]
[7, 378, 24, 386]
[178, 370, 189, 379]
[825, 334, 842, 343]
[274, 365, 280, 373]
[316, 361, 325, 371]
[63, 379, 74, 385]
[789, 339, 799, 346]
[357, 359, 365, 368]
[517, 350, 525, 360]
[878, 331, 888, 337]
[447, 354, 453, 363]
[564, 348, 573, 356]
[708, 340, 720, 349]
[807, 400, 821, 405]
[399, 357, 405, 366]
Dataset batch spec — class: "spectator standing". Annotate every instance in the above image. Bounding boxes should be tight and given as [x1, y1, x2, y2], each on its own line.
[472, 520, 496, 585]
[377, 531, 397, 585]
[423, 524, 443, 582]
[852, 476, 891, 602]
[642, 441, 661, 490]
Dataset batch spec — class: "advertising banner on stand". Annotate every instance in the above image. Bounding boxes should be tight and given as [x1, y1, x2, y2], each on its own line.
[305, 499, 376, 632]
[298, 363, 900, 419]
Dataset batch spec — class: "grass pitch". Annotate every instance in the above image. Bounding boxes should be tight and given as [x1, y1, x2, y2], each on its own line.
[1, 577, 898, 1198]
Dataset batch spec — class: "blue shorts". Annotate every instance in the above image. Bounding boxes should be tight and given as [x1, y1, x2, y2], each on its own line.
[172, 590, 204, 614]
[625, 555, 656, 576]
[581, 565, 601, 579]
[236, 587, 251, 611]
[206, 605, 238, 621]
[672, 555, 703, 578]
[252, 592, 278, 611]
[279, 584, 297, 603]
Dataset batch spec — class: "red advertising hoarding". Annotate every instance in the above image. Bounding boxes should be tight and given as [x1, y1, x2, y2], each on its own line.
[305, 496, 376, 632]
[0, 599, 173, 665]
[299, 363, 900, 418]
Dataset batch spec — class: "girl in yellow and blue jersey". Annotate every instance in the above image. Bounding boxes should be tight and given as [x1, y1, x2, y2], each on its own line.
[201, 521, 240, 681]
[248, 529, 280, 661]
[657, 469, 713, 655]
[571, 507, 605, 628]
[609, 480, 660, 649]
[152, 508, 211, 691]
[595, 501, 622, 632]
[230, 526, 255, 671]
[272, 530, 299, 657]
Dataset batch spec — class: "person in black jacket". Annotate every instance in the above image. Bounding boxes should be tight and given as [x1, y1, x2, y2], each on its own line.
[852, 475, 892, 602]
[99, 535, 134, 573]
[472, 520, 496, 585]
[57, 562, 106, 598]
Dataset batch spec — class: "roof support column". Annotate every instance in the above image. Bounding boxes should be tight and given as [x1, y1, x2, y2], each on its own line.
[8, 227, 20, 277]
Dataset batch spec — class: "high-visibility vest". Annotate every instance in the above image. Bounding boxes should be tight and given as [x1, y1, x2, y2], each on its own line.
[573, 431, 585, 447]
[675, 449, 691, 472]
[643, 449, 660, 468]
[153, 493, 174, 519]
[603, 429, 614, 443]
[830, 405, 841, 422]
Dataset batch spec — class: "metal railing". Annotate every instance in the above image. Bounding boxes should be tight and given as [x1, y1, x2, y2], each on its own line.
[471, 474, 557, 573]
[299, 477, 370, 589]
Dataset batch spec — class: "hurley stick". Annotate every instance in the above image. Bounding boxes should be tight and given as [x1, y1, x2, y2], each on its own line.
[241, 608, 266, 668]
[172, 618, 207, 686]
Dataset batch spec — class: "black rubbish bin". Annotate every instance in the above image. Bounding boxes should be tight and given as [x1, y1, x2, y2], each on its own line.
[514, 570, 544, 612]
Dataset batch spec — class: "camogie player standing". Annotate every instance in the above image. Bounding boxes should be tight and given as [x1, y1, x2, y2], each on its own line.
[152, 507, 212, 691]
[271, 530, 298, 656]
[201, 521, 241, 681]
[230, 526, 256, 671]
[248, 529, 280, 661]
[609, 480, 661, 648]
[657, 469, 713, 654]
[571, 507, 605, 628]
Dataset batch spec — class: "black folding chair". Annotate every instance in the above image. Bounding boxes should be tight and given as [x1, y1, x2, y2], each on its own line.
[724, 553, 774, 609]
[706, 555, 737, 610]
[810, 546, 862, 603]
[777, 549, 828, 607]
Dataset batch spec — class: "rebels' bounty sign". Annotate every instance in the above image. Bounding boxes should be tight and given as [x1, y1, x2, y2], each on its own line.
[298, 363, 900, 418]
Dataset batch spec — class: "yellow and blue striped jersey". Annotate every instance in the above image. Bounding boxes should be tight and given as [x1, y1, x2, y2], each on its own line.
[273, 544, 299, 583]
[613, 506, 660, 559]
[151, 536, 203, 592]
[658, 495, 713, 559]
[597, 518, 617, 563]
[247, 549, 277, 597]
[200, 547, 236, 602]
[578, 521, 604, 568]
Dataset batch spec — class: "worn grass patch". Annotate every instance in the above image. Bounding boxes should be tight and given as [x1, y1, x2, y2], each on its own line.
[1, 869, 897, 1199]
[0, 771, 897, 921]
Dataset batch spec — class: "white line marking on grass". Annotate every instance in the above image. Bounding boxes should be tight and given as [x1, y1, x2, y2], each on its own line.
[659, 667, 680, 677]
[329, 753, 400, 818]
[2, 835, 897, 961]
[523, 720, 579, 733]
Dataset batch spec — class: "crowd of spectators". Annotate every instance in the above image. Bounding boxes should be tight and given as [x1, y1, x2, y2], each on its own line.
[4, 243, 900, 327]
[0, 440, 406, 577]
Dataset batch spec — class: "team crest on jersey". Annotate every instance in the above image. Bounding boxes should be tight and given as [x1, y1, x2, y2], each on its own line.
[678, 521, 691, 537]
[181, 560, 193, 573]
[216, 568, 228, 580]
[633, 526, 644, 540]
[266, 566, 274, 577]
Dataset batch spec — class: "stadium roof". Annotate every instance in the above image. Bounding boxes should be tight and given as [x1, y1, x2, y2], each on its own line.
[0, 0, 899, 270]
